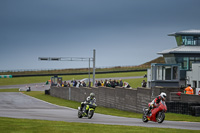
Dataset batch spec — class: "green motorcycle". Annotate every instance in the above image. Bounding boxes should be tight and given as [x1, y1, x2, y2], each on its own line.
[78, 102, 97, 119]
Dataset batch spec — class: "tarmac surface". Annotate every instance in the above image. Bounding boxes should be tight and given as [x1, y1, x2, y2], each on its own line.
[0, 92, 200, 130]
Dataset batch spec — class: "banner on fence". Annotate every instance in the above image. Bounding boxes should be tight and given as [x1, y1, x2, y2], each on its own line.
[0, 75, 12, 78]
[196, 88, 200, 95]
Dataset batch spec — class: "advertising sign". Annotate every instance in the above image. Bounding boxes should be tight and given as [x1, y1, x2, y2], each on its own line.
[196, 88, 200, 95]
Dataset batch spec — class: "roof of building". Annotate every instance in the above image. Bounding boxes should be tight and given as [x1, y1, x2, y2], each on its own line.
[168, 29, 200, 36]
[158, 45, 200, 55]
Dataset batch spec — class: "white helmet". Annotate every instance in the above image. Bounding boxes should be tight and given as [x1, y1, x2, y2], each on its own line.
[90, 93, 95, 99]
[160, 92, 167, 99]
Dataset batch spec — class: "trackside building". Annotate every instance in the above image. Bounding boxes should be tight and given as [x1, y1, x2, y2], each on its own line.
[147, 29, 200, 90]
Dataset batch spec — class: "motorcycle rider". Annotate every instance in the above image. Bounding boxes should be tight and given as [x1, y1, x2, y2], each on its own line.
[147, 92, 167, 115]
[80, 92, 96, 113]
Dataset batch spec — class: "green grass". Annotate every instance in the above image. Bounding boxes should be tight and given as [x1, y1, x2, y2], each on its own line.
[0, 71, 146, 86]
[0, 88, 20, 92]
[0, 117, 198, 133]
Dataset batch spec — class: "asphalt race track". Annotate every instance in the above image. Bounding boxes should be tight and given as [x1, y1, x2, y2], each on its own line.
[0, 92, 200, 130]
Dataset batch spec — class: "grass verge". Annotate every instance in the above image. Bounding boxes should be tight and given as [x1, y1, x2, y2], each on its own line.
[0, 88, 19, 92]
[0, 117, 199, 133]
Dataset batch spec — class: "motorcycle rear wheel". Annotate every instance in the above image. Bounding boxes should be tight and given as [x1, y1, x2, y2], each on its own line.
[156, 112, 165, 123]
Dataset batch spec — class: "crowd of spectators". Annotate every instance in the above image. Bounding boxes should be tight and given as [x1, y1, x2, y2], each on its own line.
[57, 79, 147, 88]
[57, 80, 87, 87]
[57, 79, 125, 88]
[94, 79, 124, 88]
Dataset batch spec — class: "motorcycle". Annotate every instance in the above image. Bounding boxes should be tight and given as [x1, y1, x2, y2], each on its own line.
[78, 101, 97, 119]
[142, 100, 167, 123]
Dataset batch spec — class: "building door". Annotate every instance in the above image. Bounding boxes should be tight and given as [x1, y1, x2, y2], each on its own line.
[193, 81, 197, 88]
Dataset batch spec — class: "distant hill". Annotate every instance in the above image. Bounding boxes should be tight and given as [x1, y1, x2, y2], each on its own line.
[0, 56, 165, 75]
[139, 56, 165, 67]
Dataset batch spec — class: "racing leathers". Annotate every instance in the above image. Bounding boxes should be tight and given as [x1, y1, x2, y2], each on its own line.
[147, 95, 163, 115]
[80, 96, 96, 113]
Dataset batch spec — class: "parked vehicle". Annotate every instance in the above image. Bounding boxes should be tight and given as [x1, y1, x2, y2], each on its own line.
[142, 100, 167, 123]
[78, 102, 97, 119]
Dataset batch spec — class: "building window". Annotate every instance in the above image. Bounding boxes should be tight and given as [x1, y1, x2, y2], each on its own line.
[196, 57, 200, 62]
[163, 66, 171, 80]
[193, 81, 197, 88]
[176, 57, 200, 70]
[177, 57, 188, 70]
[183, 57, 189, 70]
[198, 37, 200, 45]
[173, 66, 178, 80]
[189, 57, 195, 70]
[157, 66, 163, 80]
[182, 36, 200, 46]
[155, 65, 171, 80]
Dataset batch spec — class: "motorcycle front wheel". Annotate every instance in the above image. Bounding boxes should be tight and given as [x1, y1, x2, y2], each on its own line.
[78, 110, 83, 118]
[156, 112, 165, 123]
[142, 114, 148, 123]
[88, 110, 94, 119]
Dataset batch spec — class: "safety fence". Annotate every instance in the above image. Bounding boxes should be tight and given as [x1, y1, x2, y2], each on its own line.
[166, 101, 200, 116]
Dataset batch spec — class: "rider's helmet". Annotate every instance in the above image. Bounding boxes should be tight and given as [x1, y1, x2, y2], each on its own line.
[90, 93, 95, 99]
[160, 92, 167, 101]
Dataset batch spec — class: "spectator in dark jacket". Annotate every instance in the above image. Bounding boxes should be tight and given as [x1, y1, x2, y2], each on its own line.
[119, 79, 123, 87]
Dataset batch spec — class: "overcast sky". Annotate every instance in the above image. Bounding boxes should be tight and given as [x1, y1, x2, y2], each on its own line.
[1, 0, 200, 71]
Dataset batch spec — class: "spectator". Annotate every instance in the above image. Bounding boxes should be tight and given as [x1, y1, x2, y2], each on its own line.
[63, 81, 67, 87]
[106, 81, 111, 87]
[104, 79, 108, 86]
[111, 80, 115, 88]
[82, 81, 86, 87]
[142, 80, 147, 87]
[67, 82, 71, 87]
[184, 84, 194, 94]
[97, 81, 101, 86]
[62, 83, 64, 87]
[124, 82, 131, 88]
[76, 81, 81, 87]
[119, 79, 123, 87]
[95, 80, 98, 87]
[72, 80, 77, 87]
[115, 80, 119, 86]
[101, 80, 104, 86]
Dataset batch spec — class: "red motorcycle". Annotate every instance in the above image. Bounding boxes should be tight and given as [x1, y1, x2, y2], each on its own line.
[142, 100, 167, 123]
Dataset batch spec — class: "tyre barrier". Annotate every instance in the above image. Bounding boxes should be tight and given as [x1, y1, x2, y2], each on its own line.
[45, 89, 50, 95]
[0, 75, 12, 78]
[190, 106, 200, 116]
[166, 101, 200, 116]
